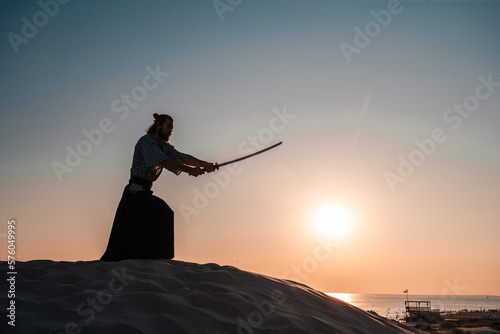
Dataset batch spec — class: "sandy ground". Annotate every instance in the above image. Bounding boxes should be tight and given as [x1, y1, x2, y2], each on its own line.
[1, 259, 424, 333]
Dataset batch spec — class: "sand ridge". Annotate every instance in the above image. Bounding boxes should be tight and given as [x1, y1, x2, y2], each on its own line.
[1, 260, 422, 333]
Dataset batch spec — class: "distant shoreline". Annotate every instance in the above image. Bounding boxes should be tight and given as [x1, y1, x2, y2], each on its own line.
[328, 292, 500, 298]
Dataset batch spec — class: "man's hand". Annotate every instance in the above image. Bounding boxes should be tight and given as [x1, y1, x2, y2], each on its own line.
[203, 162, 219, 173]
[188, 167, 205, 177]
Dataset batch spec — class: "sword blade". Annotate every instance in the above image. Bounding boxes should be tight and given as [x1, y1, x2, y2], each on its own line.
[218, 141, 282, 168]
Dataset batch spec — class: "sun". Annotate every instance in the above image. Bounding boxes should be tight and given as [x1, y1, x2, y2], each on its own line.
[311, 205, 354, 241]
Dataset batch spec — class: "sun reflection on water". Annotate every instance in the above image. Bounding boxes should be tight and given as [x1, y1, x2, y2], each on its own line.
[327, 293, 353, 304]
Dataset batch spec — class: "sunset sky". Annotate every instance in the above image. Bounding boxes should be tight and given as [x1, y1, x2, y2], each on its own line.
[1, 0, 499, 296]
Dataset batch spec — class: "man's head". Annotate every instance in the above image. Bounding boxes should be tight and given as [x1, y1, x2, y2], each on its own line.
[147, 113, 174, 142]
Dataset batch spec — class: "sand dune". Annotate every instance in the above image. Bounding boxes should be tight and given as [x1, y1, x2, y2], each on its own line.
[2, 260, 422, 333]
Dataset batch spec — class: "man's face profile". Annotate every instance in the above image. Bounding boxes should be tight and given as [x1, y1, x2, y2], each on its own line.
[159, 119, 173, 142]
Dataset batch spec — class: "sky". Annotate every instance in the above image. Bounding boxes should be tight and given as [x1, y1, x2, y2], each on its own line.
[1, 0, 499, 296]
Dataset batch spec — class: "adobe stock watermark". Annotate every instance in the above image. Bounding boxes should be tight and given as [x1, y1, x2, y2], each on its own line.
[219, 289, 286, 334]
[51, 64, 169, 182]
[213, 0, 243, 21]
[385, 74, 500, 192]
[178, 106, 296, 224]
[281, 235, 340, 284]
[48, 267, 134, 334]
[220, 235, 340, 334]
[339, 0, 403, 64]
[7, 0, 70, 54]
[436, 277, 467, 311]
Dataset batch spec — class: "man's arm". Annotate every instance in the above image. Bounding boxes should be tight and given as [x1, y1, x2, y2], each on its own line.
[161, 157, 204, 177]
[184, 155, 218, 172]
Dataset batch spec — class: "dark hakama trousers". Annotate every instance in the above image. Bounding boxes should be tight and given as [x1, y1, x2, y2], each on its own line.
[100, 186, 174, 261]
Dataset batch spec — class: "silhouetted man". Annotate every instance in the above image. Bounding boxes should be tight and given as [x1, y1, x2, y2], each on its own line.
[101, 113, 218, 261]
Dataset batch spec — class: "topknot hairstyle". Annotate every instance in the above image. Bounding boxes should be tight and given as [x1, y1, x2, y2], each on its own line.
[147, 113, 173, 134]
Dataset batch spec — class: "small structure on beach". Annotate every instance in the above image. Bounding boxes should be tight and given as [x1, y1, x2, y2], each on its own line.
[443, 308, 500, 325]
[405, 300, 441, 323]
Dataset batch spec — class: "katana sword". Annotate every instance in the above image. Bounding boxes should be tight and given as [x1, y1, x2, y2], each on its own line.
[216, 141, 283, 168]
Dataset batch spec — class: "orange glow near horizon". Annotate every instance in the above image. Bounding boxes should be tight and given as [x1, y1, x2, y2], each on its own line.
[1, 1, 499, 298]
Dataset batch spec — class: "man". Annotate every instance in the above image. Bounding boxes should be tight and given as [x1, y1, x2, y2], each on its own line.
[100, 113, 218, 261]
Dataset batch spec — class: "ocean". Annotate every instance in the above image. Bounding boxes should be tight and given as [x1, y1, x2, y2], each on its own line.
[326, 293, 500, 320]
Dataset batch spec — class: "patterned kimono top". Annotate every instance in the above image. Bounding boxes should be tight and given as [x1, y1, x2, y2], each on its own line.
[129, 134, 188, 192]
